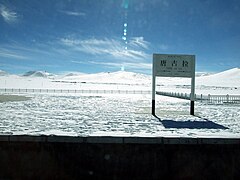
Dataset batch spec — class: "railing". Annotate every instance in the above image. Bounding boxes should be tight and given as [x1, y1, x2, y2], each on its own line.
[156, 91, 240, 104]
[206, 94, 240, 104]
[1, 88, 239, 104]
[0, 88, 151, 95]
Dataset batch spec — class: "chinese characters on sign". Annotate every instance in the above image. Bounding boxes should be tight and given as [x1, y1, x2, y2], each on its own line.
[153, 54, 195, 78]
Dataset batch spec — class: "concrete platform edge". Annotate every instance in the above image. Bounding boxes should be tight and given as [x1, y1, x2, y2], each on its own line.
[0, 135, 240, 144]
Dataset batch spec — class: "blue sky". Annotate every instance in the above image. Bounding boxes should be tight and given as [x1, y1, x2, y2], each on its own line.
[0, 0, 240, 74]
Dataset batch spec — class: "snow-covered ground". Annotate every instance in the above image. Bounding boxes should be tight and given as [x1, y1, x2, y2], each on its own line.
[0, 68, 239, 138]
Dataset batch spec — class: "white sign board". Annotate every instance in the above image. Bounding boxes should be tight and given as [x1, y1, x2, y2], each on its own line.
[153, 54, 195, 78]
[152, 54, 196, 116]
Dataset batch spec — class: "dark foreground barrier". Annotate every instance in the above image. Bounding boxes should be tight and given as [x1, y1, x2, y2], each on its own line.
[0, 135, 240, 179]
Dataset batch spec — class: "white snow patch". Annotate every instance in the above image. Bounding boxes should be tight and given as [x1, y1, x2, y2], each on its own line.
[0, 68, 239, 138]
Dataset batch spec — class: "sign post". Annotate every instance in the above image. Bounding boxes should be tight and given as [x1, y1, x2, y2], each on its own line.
[152, 54, 195, 116]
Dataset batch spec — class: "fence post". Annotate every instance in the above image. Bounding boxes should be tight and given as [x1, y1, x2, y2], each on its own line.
[208, 94, 211, 103]
[226, 94, 229, 103]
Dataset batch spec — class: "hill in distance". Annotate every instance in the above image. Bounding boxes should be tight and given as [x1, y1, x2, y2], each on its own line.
[0, 70, 8, 76]
[23, 71, 55, 78]
[196, 68, 240, 87]
[61, 70, 151, 85]
[0, 68, 239, 87]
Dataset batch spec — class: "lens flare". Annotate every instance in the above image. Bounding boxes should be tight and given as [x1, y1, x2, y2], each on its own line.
[122, 0, 129, 51]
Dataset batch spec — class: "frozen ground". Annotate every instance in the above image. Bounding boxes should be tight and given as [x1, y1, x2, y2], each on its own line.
[0, 68, 239, 138]
[0, 93, 239, 138]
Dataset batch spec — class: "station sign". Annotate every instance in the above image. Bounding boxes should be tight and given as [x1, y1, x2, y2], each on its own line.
[153, 54, 195, 78]
[152, 54, 196, 116]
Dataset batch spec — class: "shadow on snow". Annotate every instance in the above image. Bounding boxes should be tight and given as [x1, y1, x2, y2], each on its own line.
[153, 115, 228, 129]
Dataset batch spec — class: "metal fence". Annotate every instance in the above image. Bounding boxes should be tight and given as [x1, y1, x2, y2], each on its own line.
[205, 94, 240, 104]
[1, 88, 239, 104]
[0, 88, 151, 95]
[156, 91, 240, 104]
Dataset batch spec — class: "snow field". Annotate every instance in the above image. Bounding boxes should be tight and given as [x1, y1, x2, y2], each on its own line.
[0, 93, 239, 138]
[0, 68, 239, 138]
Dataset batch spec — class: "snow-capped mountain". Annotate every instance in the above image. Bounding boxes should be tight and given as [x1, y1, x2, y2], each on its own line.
[23, 71, 55, 78]
[0, 68, 239, 93]
[196, 68, 240, 87]
[0, 70, 9, 76]
[61, 71, 151, 85]
[208, 68, 240, 79]
[65, 72, 86, 77]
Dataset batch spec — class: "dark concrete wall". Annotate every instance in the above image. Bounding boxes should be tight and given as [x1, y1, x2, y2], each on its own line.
[0, 136, 239, 179]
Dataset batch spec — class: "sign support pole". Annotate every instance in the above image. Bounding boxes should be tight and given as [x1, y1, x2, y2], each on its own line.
[190, 101, 194, 115]
[190, 67, 195, 115]
[152, 70, 156, 116]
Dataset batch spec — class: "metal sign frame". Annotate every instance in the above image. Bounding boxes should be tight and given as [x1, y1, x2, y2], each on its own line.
[152, 54, 196, 116]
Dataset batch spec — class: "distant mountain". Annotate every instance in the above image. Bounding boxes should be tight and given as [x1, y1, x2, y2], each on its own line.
[197, 68, 240, 80]
[61, 68, 240, 87]
[195, 72, 214, 77]
[1, 68, 239, 90]
[210, 68, 240, 78]
[65, 72, 85, 77]
[196, 68, 240, 87]
[62, 70, 151, 85]
[0, 70, 9, 76]
[23, 71, 55, 78]
[2, 68, 239, 87]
